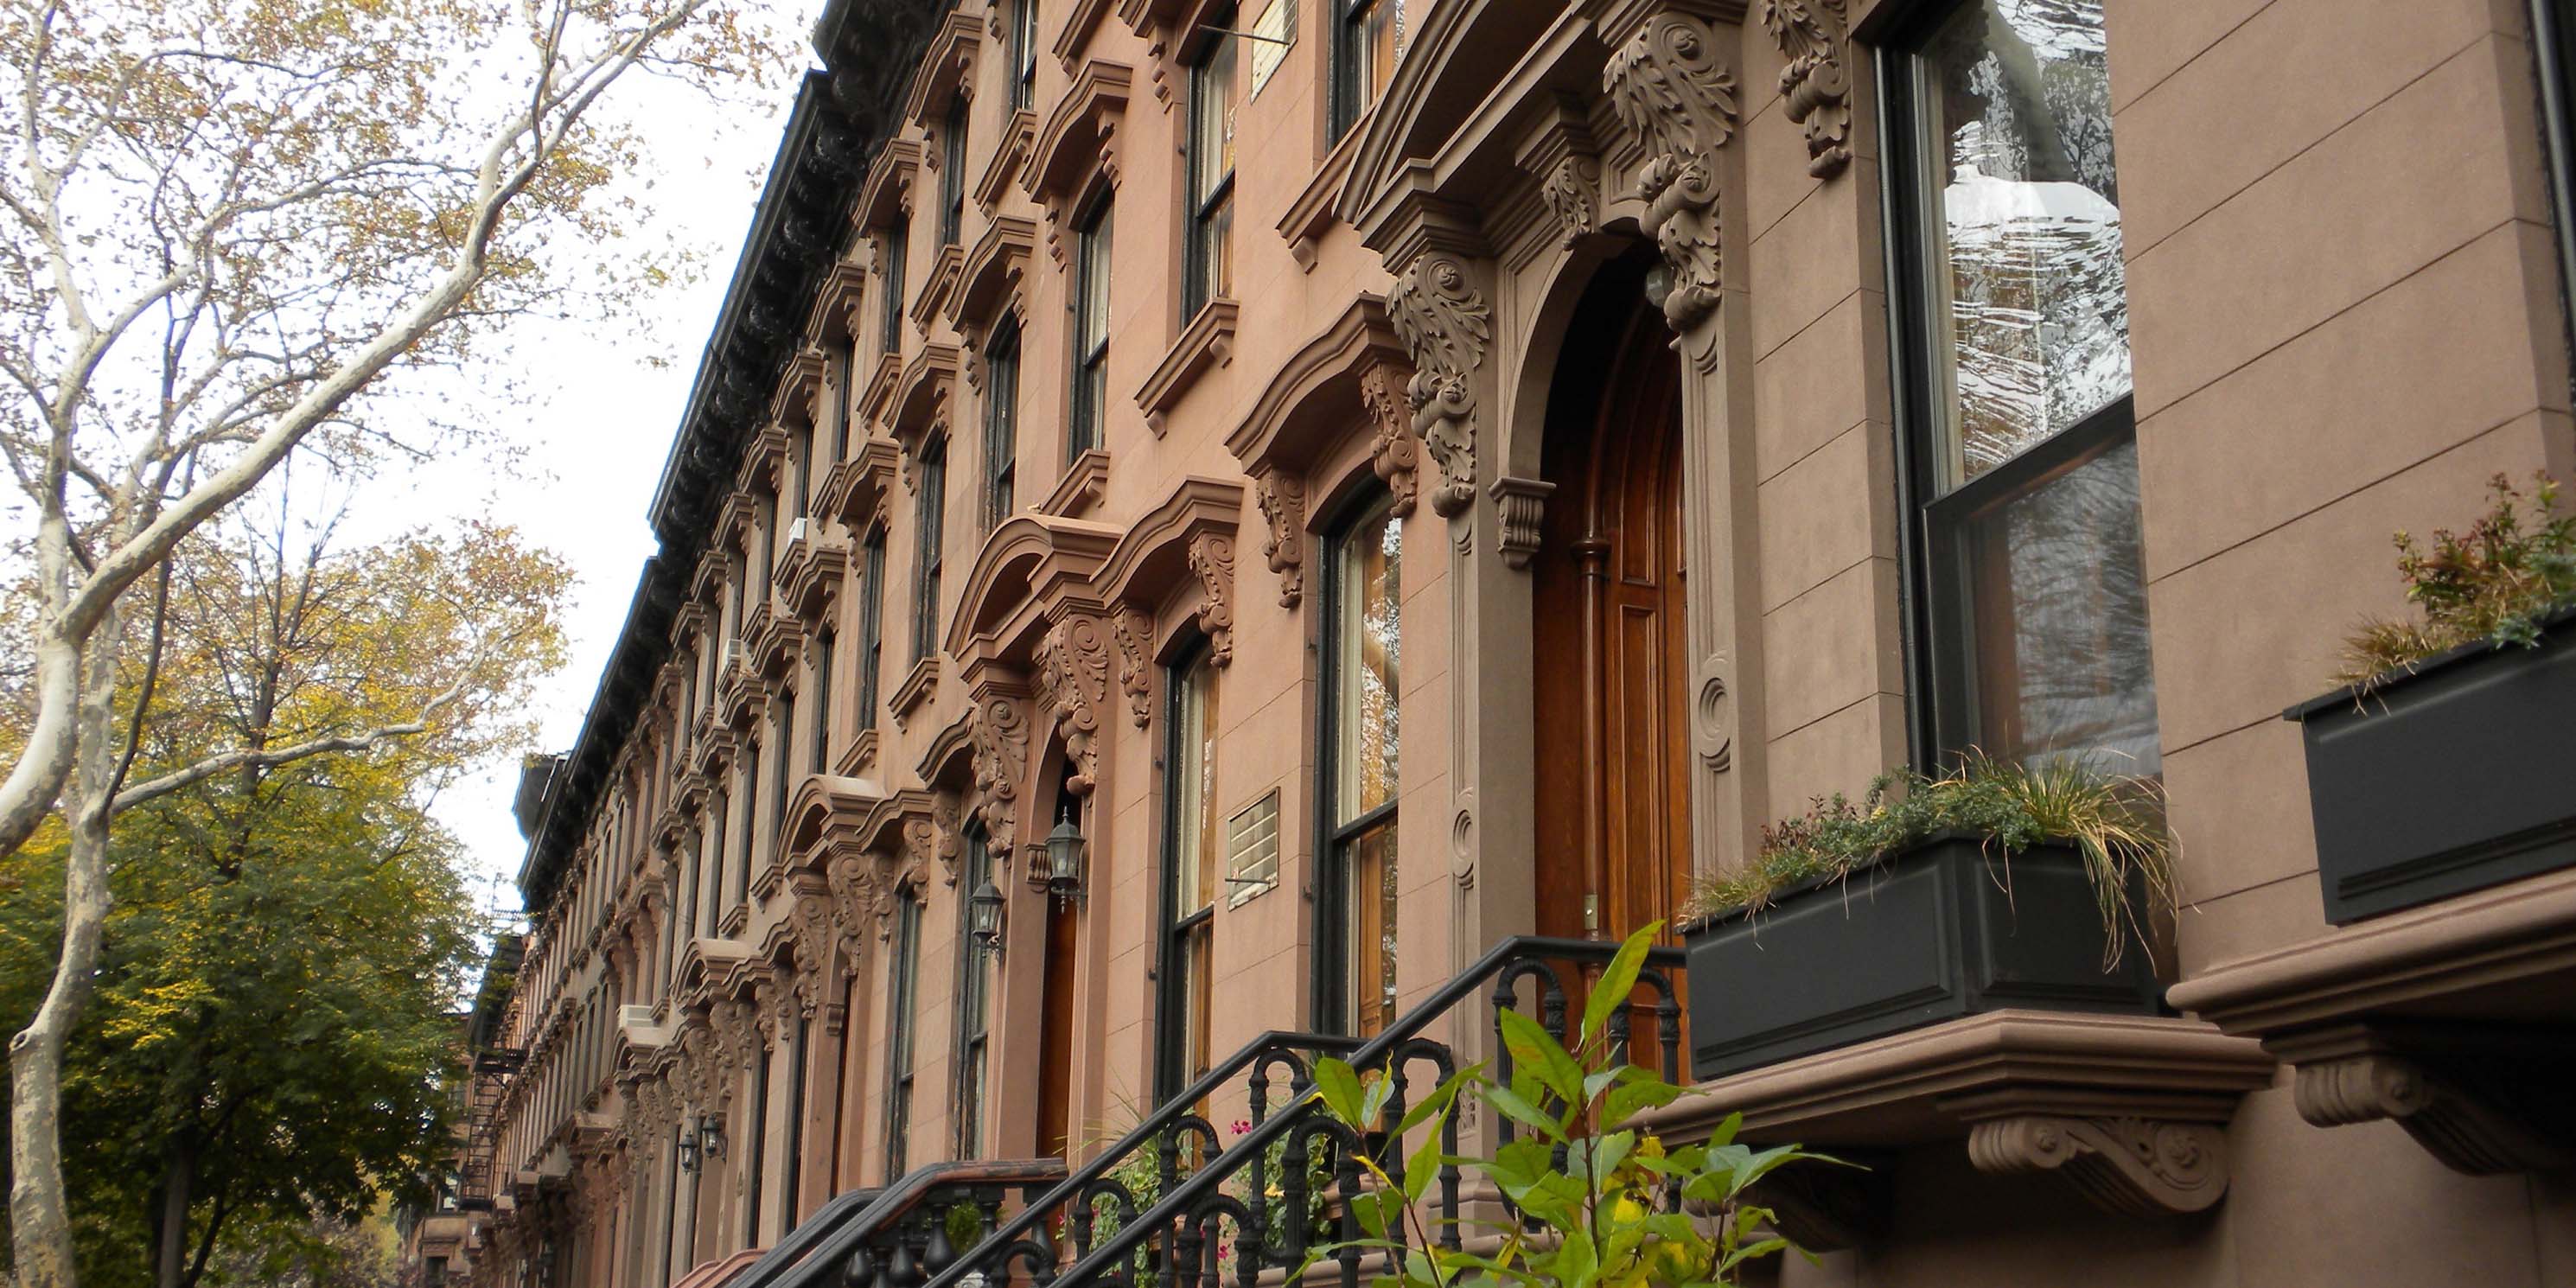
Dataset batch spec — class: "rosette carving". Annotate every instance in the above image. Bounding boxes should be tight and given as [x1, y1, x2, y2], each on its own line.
[1604, 13, 1739, 331]
[1384, 258, 1492, 518]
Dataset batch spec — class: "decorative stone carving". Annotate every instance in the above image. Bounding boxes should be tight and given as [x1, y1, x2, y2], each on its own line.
[1252, 471, 1307, 608]
[826, 851, 875, 964]
[1489, 477, 1554, 570]
[787, 891, 833, 1011]
[1693, 656, 1733, 772]
[968, 696, 1030, 850]
[1035, 615, 1113, 794]
[1762, 0, 1852, 179]
[2293, 1052, 2575, 1175]
[1541, 154, 1602, 249]
[1384, 258, 1492, 518]
[931, 788, 966, 882]
[1186, 532, 1238, 665]
[903, 807, 945, 884]
[1357, 360, 1421, 519]
[1967, 1117, 2229, 1218]
[1110, 607, 1154, 728]
[1604, 13, 1739, 331]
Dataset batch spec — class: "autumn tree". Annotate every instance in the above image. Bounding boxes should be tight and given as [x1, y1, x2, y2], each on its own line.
[0, 510, 571, 1288]
[0, 0, 778, 1280]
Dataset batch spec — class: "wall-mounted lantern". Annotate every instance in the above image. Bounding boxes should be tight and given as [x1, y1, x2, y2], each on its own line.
[1043, 816, 1086, 905]
[969, 879, 1006, 955]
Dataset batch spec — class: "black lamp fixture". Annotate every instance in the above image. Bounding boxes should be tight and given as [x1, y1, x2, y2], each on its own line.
[968, 879, 1005, 955]
[676, 1128, 700, 1174]
[697, 1111, 727, 1161]
[1043, 815, 1086, 904]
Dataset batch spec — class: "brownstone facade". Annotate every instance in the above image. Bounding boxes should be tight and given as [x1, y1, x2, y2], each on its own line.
[412, 0, 2576, 1284]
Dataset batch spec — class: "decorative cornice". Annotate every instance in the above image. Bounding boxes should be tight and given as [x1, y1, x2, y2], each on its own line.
[908, 242, 966, 336]
[889, 342, 963, 452]
[820, 435, 903, 532]
[972, 109, 1039, 214]
[1025, 60, 1132, 260]
[1135, 298, 1238, 437]
[950, 214, 1038, 335]
[1093, 475, 1246, 662]
[944, 512, 1123, 664]
[1050, 0, 1115, 73]
[1227, 294, 1407, 479]
[856, 141, 923, 237]
[902, 10, 982, 128]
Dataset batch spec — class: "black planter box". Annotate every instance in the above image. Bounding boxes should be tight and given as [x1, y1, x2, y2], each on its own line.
[1683, 832, 2163, 1079]
[2288, 608, 2576, 925]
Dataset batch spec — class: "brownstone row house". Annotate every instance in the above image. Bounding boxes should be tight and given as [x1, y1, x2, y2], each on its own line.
[409, 0, 2576, 1284]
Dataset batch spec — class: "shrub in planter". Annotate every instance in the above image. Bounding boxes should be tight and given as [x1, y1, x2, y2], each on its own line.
[1300, 925, 1838, 1288]
[1679, 757, 2174, 1077]
[2295, 472, 2576, 922]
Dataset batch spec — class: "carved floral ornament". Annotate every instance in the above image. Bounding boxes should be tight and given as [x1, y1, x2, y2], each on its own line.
[1109, 607, 1154, 728]
[1604, 12, 1740, 333]
[1251, 471, 1308, 608]
[1355, 360, 1422, 520]
[1186, 532, 1238, 664]
[1034, 615, 1113, 794]
[968, 696, 1030, 851]
[1762, 0, 1853, 179]
[1382, 258, 1492, 519]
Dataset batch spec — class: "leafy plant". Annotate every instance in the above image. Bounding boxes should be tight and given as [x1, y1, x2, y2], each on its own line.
[1680, 754, 2173, 967]
[2339, 471, 2576, 685]
[1300, 925, 1839, 1288]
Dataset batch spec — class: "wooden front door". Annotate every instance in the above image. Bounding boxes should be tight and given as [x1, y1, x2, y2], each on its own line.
[1533, 274, 1693, 954]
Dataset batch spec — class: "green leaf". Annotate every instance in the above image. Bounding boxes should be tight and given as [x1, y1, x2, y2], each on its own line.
[1404, 1118, 1444, 1204]
[1580, 922, 1661, 1047]
[1396, 1062, 1483, 1136]
[1600, 1074, 1686, 1127]
[1480, 1082, 1565, 1143]
[1314, 1057, 1368, 1125]
[1495, 1007, 1585, 1113]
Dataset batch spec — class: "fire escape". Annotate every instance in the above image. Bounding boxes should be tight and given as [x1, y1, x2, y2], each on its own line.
[456, 1045, 526, 1212]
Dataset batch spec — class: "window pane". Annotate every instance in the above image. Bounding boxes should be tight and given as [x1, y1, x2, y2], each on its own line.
[1355, 0, 1406, 115]
[1079, 211, 1112, 348]
[1917, 0, 2126, 489]
[1954, 434, 2158, 774]
[1172, 652, 1219, 915]
[1334, 499, 1400, 823]
[1191, 39, 1237, 201]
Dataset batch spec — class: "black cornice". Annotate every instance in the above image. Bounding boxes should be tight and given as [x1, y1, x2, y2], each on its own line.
[517, 0, 949, 911]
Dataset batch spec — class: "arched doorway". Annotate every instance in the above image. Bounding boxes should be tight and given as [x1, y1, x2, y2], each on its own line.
[1532, 254, 1692, 949]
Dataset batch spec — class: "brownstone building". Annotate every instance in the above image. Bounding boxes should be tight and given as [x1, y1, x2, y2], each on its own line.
[414, 0, 2576, 1284]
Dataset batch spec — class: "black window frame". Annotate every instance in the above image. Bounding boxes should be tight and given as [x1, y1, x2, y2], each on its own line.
[768, 698, 793, 863]
[1878, 0, 2152, 772]
[951, 824, 995, 1159]
[734, 752, 757, 910]
[743, 1038, 768, 1243]
[1010, 0, 1039, 112]
[1329, 0, 1400, 142]
[1152, 638, 1217, 1105]
[781, 1014, 809, 1226]
[939, 95, 969, 248]
[912, 434, 948, 662]
[701, 793, 724, 938]
[858, 527, 888, 724]
[1068, 198, 1113, 461]
[2534, 0, 2576, 399]
[1183, 16, 1238, 321]
[1313, 487, 1400, 1036]
[883, 889, 922, 1183]
[985, 316, 1022, 529]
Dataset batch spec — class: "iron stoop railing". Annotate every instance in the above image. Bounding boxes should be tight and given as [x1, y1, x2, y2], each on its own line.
[935, 935, 1685, 1288]
[746, 936, 1681, 1288]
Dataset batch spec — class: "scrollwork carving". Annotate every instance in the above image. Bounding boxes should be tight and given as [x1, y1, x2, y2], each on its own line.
[1253, 471, 1308, 608]
[1384, 257, 1492, 518]
[1186, 532, 1238, 665]
[1541, 155, 1602, 249]
[1357, 360, 1421, 520]
[1036, 616, 1112, 794]
[1109, 608, 1154, 728]
[1763, 0, 1852, 178]
[1967, 1116, 2228, 1218]
[968, 697, 1030, 851]
[1604, 14, 1739, 332]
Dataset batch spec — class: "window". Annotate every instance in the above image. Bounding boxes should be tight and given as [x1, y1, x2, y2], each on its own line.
[743, 1041, 768, 1243]
[1010, 0, 1039, 112]
[984, 318, 1021, 528]
[881, 223, 909, 356]
[781, 1015, 808, 1225]
[2537, 0, 2576, 396]
[912, 436, 947, 661]
[768, 701, 792, 856]
[811, 634, 834, 775]
[757, 490, 777, 601]
[952, 826, 994, 1159]
[858, 529, 888, 721]
[701, 800, 724, 937]
[1888, 0, 2158, 775]
[940, 97, 968, 248]
[883, 889, 922, 1181]
[831, 342, 856, 461]
[734, 755, 756, 909]
[1184, 23, 1238, 319]
[1331, 0, 1407, 140]
[1320, 492, 1400, 1036]
[1068, 201, 1113, 459]
[1155, 643, 1220, 1102]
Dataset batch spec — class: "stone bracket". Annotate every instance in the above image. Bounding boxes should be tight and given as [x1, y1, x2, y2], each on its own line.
[1963, 1114, 2229, 1218]
[2274, 1025, 2576, 1175]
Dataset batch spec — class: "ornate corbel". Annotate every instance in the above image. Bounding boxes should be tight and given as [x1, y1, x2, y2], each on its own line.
[1186, 531, 1237, 665]
[1762, 0, 1853, 179]
[1541, 156, 1604, 249]
[1489, 477, 1554, 570]
[967, 695, 1031, 851]
[1383, 257, 1492, 518]
[1966, 1117, 2229, 1219]
[1035, 615, 1113, 794]
[1604, 13, 1739, 332]
[1357, 360, 1421, 520]
[1251, 470, 1307, 608]
[1109, 607, 1154, 728]
[2281, 1031, 2576, 1175]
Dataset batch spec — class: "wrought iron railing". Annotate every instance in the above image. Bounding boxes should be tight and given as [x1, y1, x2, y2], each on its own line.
[923, 935, 1684, 1288]
[731, 1158, 1068, 1288]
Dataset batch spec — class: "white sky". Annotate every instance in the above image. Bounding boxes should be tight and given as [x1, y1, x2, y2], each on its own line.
[398, 11, 813, 921]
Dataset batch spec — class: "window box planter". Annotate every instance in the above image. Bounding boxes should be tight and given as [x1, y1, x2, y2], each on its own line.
[2287, 606, 2576, 924]
[1684, 831, 2163, 1078]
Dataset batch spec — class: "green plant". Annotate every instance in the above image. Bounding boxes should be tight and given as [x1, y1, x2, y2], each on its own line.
[1680, 754, 2174, 967]
[2340, 471, 2576, 685]
[1300, 925, 1840, 1288]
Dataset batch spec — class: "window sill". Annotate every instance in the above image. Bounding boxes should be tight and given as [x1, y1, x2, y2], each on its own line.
[835, 727, 880, 778]
[1278, 122, 1367, 271]
[909, 243, 966, 337]
[1135, 297, 1239, 437]
[890, 654, 940, 727]
[1043, 448, 1111, 517]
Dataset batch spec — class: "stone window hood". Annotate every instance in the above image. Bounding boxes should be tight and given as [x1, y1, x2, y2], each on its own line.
[2167, 866, 2576, 1176]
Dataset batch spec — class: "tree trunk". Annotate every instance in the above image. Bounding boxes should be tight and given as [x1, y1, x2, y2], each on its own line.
[8, 608, 122, 1288]
[154, 1141, 194, 1288]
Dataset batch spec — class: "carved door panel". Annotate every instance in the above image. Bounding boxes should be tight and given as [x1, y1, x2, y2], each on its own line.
[1036, 894, 1077, 1156]
[1534, 272, 1693, 977]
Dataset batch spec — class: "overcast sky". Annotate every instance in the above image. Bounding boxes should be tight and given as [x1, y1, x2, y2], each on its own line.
[402, 13, 811, 921]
